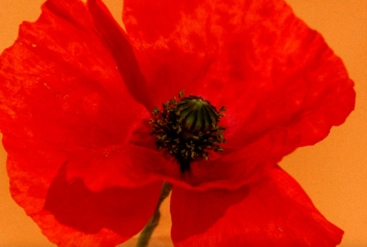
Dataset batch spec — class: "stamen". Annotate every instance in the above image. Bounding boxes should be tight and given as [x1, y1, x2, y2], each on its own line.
[150, 90, 226, 173]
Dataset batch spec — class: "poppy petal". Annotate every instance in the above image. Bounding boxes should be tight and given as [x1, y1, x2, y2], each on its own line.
[8, 153, 162, 247]
[124, 0, 355, 189]
[87, 0, 153, 109]
[171, 167, 343, 246]
[0, 0, 153, 245]
[123, 0, 220, 106]
[65, 144, 170, 191]
[0, 0, 145, 151]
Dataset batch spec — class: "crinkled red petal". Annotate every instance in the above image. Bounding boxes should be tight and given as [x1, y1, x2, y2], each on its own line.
[87, 0, 153, 109]
[123, 0, 220, 107]
[124, 0, 355, 189]
[0, 0, 146, 154]
[45, 167, 162, 247]
[65, 145, 170, 191]
[0, 0, 156, 245]
[171, 166, 343, 246]
[7, 151, 162, 247]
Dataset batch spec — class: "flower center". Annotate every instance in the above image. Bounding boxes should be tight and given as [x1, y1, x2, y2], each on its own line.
[150, 91, 226, 173]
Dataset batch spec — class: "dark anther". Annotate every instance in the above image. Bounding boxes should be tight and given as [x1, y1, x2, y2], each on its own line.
[150, 90, 226, 173]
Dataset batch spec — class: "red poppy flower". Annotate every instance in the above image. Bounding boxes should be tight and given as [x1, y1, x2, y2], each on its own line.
[0, 0, 355, 246]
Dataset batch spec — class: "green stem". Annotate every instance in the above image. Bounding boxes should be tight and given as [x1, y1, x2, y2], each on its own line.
[136, 182, 173, 247]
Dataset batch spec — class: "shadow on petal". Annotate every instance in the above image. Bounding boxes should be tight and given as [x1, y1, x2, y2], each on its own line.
[171, 184, 249, 241]
[44, 165, 162, 237]
[171, 167, 343, 247]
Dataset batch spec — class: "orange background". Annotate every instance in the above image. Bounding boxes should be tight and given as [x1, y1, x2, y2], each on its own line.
[0, 0, 366, 246]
